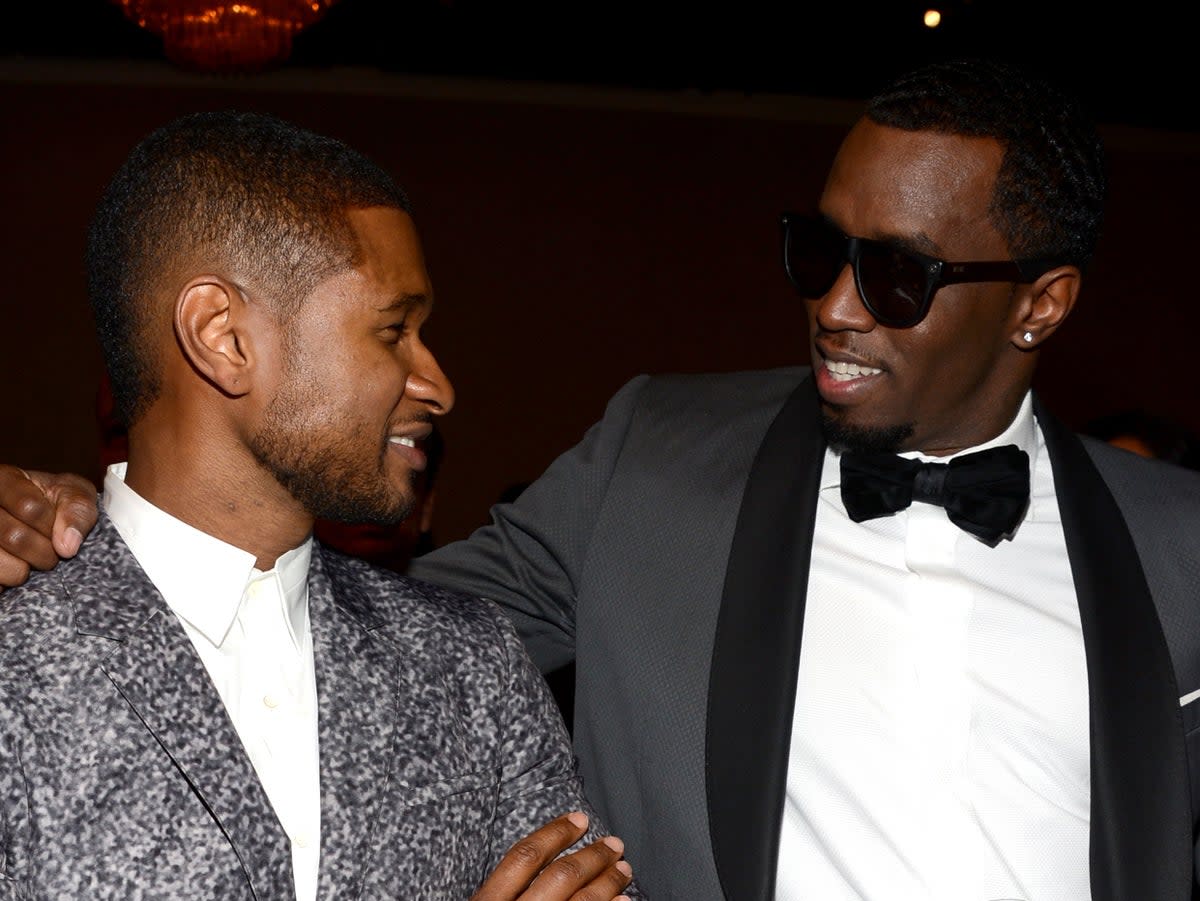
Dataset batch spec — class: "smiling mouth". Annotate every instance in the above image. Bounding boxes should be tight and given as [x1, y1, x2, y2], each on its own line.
[823, 359, 883, 382]
[388, 436, 418, 448]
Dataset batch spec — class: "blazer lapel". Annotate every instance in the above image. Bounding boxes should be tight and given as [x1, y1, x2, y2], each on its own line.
[1038, 403, 1192, 901]
[706, 375, 824, 901]
[310, 547, 404, 898]
[72, 516, 295, 901]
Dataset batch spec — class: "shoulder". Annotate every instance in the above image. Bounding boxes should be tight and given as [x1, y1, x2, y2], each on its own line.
[627, 365, 811, 411]
[0, 568, 77, 660]
[1076, 435, 1200, 599]
[1038, 400, 1200, 519]
[603, 366, 812, 436]
[0, 566, 72, 632]
[317, 544, 531, 689]
[318, 544, 512, 638]
[1081, 434, 1200, 516]
[0, 568, 81, 719]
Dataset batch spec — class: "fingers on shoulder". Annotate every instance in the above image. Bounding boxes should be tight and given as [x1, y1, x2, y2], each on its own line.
[37, 472, 99, 528]
[0, 468, 65, 579]
[0, 509, 57, 575]
[0, 467, 54, 535]
[23, 470, 98, 558]
[528, 834, 633, 901]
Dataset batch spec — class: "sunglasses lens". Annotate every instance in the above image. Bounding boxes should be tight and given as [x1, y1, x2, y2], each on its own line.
[856, 241, 927, 327]
[783, 216, 934, 328]
[784, 217, 845, 298]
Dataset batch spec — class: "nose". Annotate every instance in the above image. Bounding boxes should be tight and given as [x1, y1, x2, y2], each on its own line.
[810, 262, 877, 334]
[406, 341, 455, 416]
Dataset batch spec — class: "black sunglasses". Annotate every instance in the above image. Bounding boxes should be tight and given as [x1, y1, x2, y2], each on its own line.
[781, 213, 1061, 328]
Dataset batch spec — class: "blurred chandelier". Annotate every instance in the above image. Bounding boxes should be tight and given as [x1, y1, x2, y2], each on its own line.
[111, 1, 342, 73]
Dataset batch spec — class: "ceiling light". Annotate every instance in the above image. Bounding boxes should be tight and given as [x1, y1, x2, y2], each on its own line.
[111, 1, 341, 73]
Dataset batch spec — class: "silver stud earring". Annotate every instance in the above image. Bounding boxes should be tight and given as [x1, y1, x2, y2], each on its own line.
[1022, 331, 1034, 343]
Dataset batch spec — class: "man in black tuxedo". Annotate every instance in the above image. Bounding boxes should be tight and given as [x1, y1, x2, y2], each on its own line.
[4, 59, 1200, 900]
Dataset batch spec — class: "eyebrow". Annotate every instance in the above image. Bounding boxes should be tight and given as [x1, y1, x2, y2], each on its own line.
[887, 230, 941, 258]
[820, 212, 941, 257]
[375, 292, 431, 313]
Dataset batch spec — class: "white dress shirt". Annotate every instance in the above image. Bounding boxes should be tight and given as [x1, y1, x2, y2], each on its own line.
[103, 463, 321, 901]
[776, 393, 1090, 901]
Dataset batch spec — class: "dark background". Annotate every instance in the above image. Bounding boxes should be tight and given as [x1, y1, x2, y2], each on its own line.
[6, 0, 1198, 135]
[3, 0, 1197, 544]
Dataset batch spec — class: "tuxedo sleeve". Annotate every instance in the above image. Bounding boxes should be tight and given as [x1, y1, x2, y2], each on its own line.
[407, 375, 650, 673]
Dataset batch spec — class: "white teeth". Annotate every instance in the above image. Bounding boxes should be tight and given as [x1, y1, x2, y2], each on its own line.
[389, 436, 417, 448]
[824, 359, 882, 382]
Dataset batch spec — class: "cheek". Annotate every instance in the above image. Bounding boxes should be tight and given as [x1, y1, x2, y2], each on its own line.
[804, 300, 821, 340]
[336, 345, 410, 391]
[902, 309, 1011, 402]
[354, 358, 414, 419]
[367, 357, 413, 397]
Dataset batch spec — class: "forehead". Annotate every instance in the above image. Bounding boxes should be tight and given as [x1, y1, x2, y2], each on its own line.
[820, 119, 1007, 256]
[344, 206, 431, 299]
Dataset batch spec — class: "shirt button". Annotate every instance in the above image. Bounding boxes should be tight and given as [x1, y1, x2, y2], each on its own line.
[263, 694, 279, 709]
[294, 834, 311, 849]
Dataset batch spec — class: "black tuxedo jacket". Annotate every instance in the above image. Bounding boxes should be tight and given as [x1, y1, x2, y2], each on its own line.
[411, 367, 1200, 900]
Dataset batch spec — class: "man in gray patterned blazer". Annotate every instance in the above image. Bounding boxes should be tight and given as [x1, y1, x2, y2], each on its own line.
[0, 111, 639, 899]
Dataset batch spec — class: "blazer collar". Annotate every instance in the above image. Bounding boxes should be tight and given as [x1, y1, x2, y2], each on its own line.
[68, 514, 295, 900]
[309, 545, 404, 898]
[706, 373, 824, 901]
[69, 512, 169, 644]
[71, 524, 460, 899]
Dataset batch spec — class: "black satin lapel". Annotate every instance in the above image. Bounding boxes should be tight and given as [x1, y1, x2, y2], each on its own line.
[707, 376, 824, 901]
[101, 610, 295, 900]
[1039, 405, 1192, 901]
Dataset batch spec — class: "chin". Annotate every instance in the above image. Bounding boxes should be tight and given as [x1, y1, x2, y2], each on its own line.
[290, 476, 411, 528]
[328, 490, 413, 528]
[820, 411, 914, 456]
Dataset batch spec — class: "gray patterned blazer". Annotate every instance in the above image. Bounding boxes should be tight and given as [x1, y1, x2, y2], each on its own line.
[0, 512, 636, 899]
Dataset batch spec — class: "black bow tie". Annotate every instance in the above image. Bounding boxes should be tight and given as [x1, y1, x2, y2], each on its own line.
[839, 444, 1030, 546]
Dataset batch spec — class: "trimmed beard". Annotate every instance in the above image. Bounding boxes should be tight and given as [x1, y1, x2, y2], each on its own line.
[820, 409, 914, 456]
[248, 375, 415, 528]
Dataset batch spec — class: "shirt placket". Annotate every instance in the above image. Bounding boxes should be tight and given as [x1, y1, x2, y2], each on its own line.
[240, 576, 319, 853]
[902, 504, 979, 901]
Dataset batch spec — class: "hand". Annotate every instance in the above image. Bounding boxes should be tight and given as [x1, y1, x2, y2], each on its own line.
[471, 811, 634, 901]
[0, 466, 98, 592]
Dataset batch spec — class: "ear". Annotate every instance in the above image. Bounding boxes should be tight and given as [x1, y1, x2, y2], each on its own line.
[1011, 265, 1082, 350]
[174, 277, 254, 397]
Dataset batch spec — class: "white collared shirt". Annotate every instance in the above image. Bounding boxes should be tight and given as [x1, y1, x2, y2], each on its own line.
[103, 463, 321, 901]
[776, 393, 1090, 901]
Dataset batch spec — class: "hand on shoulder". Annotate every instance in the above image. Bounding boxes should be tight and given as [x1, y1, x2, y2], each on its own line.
[0, 466, 98, 591]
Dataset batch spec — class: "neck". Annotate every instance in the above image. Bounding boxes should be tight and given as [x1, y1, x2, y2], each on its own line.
[124, 428, 313, 571]
[910, 376, 1034, 458]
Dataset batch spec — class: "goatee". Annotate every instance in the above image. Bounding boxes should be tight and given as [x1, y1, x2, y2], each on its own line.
[820, 409, 914, 456]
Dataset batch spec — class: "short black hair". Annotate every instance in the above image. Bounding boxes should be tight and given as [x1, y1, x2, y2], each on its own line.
[87, 110, 411, 427]
[866, 58, 1106, 271]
